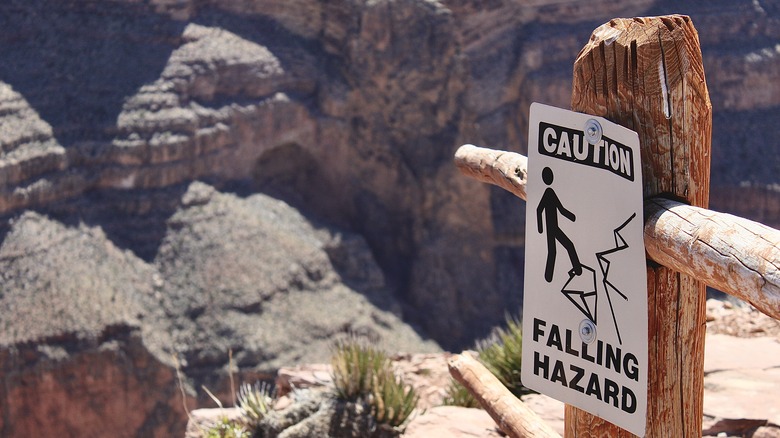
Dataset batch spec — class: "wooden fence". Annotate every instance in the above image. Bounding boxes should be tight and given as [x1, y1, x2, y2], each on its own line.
[449, 14, 780, 438]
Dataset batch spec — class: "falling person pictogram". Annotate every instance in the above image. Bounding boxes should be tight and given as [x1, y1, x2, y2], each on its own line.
[537, 167, 598, 323]
[536, 167, 582, 282]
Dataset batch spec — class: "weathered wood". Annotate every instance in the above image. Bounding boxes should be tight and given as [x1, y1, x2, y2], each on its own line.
[570, 15, 710, 437]
[453, 144, 780, 320]
[447, 353, 561, 438]
[452, 146, 527, 200]
[454, 144, 528, 200]
[644, 198, 780, 319]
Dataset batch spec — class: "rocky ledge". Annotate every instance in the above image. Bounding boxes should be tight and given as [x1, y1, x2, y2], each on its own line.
[185, 300, 780, 438]
[0, 182, 438, 437]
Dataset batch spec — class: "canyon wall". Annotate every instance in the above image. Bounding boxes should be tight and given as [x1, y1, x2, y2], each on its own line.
[1, 0, 778, 435]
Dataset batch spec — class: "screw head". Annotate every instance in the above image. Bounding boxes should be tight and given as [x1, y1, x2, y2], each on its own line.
[579, 319, 597, 344]
[584, 119, 603, 145]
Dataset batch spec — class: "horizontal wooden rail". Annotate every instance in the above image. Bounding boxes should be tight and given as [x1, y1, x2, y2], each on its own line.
[455, 144, 780, 320]
[448, 353, 561, 438]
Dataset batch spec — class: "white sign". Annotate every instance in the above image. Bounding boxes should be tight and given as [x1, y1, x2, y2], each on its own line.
[521, 103, 647, 436]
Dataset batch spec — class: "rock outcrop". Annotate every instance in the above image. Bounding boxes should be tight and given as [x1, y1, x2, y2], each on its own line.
[703, 334, 780, 438]
[0, 212, 166, 348]
[186, 317, 780, 438]
[155, 182, 439, 384]
[0, 212, 181, 437]
[0, 83, 76, 214]
[0, 186, 438, 437]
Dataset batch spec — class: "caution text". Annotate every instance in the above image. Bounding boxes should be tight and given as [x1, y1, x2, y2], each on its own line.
[538, 122, 635, 181]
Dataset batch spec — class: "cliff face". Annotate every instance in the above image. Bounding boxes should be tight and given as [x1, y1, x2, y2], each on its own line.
[0, 326, 185, 438]
[0, 192, 439, 437]
[0, 0, 779, 436]
[0, 212, 183, 436]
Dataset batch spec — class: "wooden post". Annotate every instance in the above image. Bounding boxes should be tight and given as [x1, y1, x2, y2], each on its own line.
[568, 15, 711, 437]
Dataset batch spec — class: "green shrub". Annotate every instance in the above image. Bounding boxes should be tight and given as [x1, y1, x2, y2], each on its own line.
[442, 316, 532, 408]
[477, 316, 532, 398]
[370, 371, 419, 428]
[198, 380, 272, 437]
[332, 339, 389, 401]
[205, 417, 251, 438]
[442, 380, 479, 408]
[237, 382, 273, 426]
[331, 339, 419, 429]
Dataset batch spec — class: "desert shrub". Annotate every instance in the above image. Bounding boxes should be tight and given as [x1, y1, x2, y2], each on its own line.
[332, 340, 389, 401]
[370, 370, 419, 428]
[205, 417, 251, 438]
[442, 380, 480, 408]
[477, 316, 532, 398]
[237, 381, 273, 426]
[331, 339, 419, 429]
[199, 382, 273, 438]
[442, 316, 531, 408]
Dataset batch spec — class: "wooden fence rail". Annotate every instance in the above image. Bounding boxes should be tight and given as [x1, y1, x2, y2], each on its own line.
[448, 353, 561, 438]
[455, 144, 780, 321]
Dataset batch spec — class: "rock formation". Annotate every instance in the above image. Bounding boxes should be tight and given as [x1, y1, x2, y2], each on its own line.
[0, 212, 182, 436]
[185, 305, 780, 438]
[0, 185, 438, 437]
[155, 182, 439, 380]
[187, 343, 780, 438]
[0, 0, 779, 436]
[0, 83, 74, 214]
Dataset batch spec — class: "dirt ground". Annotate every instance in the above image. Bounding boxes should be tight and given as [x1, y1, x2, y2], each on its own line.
[706, 298, 780, 339]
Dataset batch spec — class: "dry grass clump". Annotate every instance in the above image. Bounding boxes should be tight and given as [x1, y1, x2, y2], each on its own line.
[237, 382, 273, 427]
[204, 417, 251, 438]
[443, 316, 532, 408]
[331, 338, 419, 429]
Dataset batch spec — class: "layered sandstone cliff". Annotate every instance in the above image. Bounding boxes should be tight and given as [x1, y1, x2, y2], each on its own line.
[0, 0, 778, 436]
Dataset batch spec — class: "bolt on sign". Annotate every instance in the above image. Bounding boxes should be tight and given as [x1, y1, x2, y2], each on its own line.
[521, 103, 647, 436]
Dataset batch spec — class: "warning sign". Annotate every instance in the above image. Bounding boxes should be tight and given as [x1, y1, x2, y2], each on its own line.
[522, 103, 647, 436]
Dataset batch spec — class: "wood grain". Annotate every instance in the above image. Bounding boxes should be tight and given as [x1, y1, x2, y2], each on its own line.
[571, 15, 710, 437]
[454, 144, 528, 200]
[448, 353, 561, 438]
[644, 198, 780, 319]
